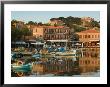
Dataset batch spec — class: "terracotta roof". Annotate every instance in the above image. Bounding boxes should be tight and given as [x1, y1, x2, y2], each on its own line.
[30, 25, 69, 29]
[44, 26, 65, 29]
[78, 29, 99, 33]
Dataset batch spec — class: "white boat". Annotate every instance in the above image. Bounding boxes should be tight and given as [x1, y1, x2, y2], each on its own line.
[55, 49, 80, 58]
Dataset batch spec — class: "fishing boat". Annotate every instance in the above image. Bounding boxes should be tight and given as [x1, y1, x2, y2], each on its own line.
[54, 48, 81, 59]
[11, 61, 32, 77]
[32, 53, 41, 59]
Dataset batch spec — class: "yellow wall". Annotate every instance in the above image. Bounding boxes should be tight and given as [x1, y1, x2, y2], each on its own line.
[32, 27, 44, 38]
[76, 32, 100, 42]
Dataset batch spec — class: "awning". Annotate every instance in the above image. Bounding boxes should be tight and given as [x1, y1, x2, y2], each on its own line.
[31, 42, 44, 45]
[47, 40, 68, 42]
[75, 43, 81, 45]
[12, 41, 26, 44]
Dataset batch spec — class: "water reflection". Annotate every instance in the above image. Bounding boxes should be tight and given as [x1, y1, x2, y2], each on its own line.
[11, 48, 100, 77]
[79, 48, 100, 75]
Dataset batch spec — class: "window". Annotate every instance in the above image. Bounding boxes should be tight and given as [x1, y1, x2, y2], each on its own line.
[54, 29, 56, 32]
[92, 35, 94, 38]
[79, 35, 82, 38]
[88, 35, 90, 38]
[85, 35, 87, 38]
[58, 29, 60, 33]
[63, 29, 65, 33]
[56, 29, 58, 33]
[56, 35, 58, 38]
[44, 29, 46, 32]
[85, 60, 88, 64]
[47, 29, 49, 33]
[58, 35, 60, 39]
[60, 29, 61, 33]
[98, 34, 100, 38]
[92, 61, 94, 64]
[95, 35, 97, 38]
[88, 60, 90, 64]
[36, 29, 37, 32]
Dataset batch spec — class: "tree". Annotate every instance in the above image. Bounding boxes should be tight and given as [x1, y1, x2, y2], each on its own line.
[69, 26, 79, 42]
[73, 24, 86, 32]
[54, 23, 58, 27]
[44, 23, 51, 26]
[58, 17, 65, 21]
[36, 35, 44, 42]
[11, 28, 23, 41]
[11, 20, 33, 42]
[38, 22, 43, 26]
[91, 20, 100, 28]
[11, 27, 32, 42]
[50, 18, 58, 21]
[11, 20, 18, 24]
[21, 28, 32, 41]
[70, 33, 79, 41]
[11, 20, 18, 29]
[27, 21, 36, 25]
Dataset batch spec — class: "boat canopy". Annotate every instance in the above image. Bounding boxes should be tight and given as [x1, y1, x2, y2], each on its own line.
[12, 41, 26, 44]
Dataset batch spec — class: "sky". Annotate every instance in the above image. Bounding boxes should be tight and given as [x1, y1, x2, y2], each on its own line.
[11, 11, 100, 23]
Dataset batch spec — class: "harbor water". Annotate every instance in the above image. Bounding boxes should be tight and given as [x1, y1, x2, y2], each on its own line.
[11, 48, 100, 77]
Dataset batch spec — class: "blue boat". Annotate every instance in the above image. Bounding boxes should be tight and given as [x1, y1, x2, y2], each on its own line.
[11, 63, 32, 76]
[32, 53, 41, 59]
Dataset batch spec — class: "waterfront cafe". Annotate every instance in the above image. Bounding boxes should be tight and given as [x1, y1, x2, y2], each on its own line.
[11, 41, 28, 48]
[80, 40, 100, 48]
[46, 40, 68, 46]
[31, 42, 44, 48]
[28, 41, 44, 53]
[46, 40, 83, 48]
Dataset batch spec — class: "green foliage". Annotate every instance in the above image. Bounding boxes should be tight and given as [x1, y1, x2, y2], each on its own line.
[21, 28, 32, 36]
[54, 23, 58, 27]
[11, 20, 18, 29]
[36, 35, 44, 42]
[58, 17, 65, 21]
[11, 28, 32, 41]
[73, 25, 86, 32]
[11, 29, 22, 41]
[50, 18, 59, 21]
[11, 20, 18, 24]
[50, 16, 99, 32]
[91, 20, 100, 28]
[44, 23, 51, 26]
[70, 33, 79, 41]
[27, 21, 37, 25]
[57, 16, 82, 27]
[38, 22, 43, 26]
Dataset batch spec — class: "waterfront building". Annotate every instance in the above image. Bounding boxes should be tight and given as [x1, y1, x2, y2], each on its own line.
[76, 28, 100, 47]
[12, 21, 25, 29]
[81, 17, 94, 27]
[28, 25, 70, 41]
[43, 26, 70, 40]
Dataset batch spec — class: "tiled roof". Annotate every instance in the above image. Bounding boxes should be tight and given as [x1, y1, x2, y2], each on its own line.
[44, 26, 65, 29]
[30, 25, 69, 29]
